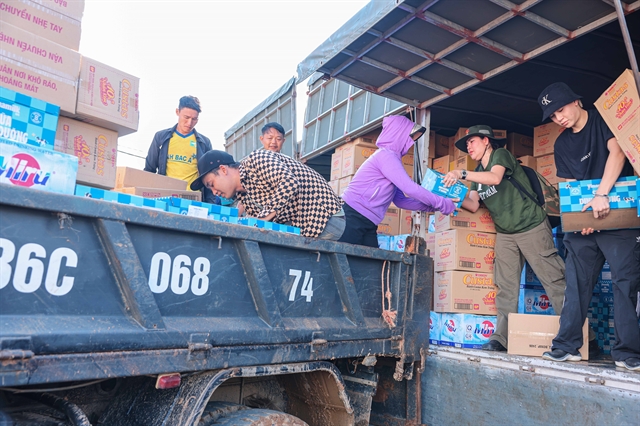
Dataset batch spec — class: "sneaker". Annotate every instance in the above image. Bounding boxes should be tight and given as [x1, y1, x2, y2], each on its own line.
[542, 349, 582, 362]
[615, 358, 640, 371]
[481, 340, 506, 352]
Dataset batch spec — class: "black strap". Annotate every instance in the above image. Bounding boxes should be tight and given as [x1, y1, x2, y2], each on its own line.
[505, 174, 543, 207]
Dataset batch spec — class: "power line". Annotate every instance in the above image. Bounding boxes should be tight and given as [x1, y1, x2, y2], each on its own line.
[117, 149, 146, 160]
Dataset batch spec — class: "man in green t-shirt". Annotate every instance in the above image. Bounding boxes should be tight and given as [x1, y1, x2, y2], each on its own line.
[443, 125, 566, 352]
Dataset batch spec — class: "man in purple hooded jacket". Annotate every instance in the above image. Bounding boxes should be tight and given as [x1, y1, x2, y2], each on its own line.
[339, 115, 456, 247]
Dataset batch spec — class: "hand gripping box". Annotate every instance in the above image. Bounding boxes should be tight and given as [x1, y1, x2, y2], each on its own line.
[434, 270, 497, 315]
[421, 168, 468, 210]
[0, 86, 59, 149]
[434, 229, 496, 273]
[0, 137, 77, 194]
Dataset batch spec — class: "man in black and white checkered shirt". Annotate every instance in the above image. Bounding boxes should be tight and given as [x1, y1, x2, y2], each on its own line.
[191, 150, 345, 238]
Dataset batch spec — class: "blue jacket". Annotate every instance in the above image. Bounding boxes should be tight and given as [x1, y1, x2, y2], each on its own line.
[144, 125, 217, 204]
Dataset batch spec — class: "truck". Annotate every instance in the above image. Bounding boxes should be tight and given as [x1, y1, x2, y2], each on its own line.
[0, 184, 430, 425]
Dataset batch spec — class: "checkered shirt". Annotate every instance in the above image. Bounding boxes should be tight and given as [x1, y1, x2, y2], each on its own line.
[237, 150, 342, 237]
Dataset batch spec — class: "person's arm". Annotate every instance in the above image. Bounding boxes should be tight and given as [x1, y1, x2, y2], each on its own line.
[377, 152, 456, 215]
[144, 132, 161, 172]
[581, 137, 626, 220]
[461, 191, 480, 212]
[392, 189, 432, 211]
[443, 165, 506, 187]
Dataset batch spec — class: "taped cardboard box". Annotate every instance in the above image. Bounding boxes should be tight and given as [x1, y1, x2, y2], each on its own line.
[432, 155, 452, 174]
[55, 116, 117, 189]
[559, 176, 638, 213]
[533, 122, 565, 157]
[377, 204, 400, 235]
[434, 205, 495, 233]
[427, 130, 436, 158]
[73, 56, 140, 136]
[594, 69, 640, 177]
[328, 179, 339, 195]
[115, 167, 187, 191]
[0, 21, 81, 81]
[29, 0, 85, 21]
[330, 152, 341, 180]
[508, 314, 588, 359]
[434, 229, 496, 273]
[338, 175, 352, 196]
[434, 134, 450, 157]
[560, 209, 640, 232]
[0, 85, 59, 149]
[506, 133, 533, 157]
[536, 154, 565, 185]
[517, 155, 537, 169]
[341, 141, 377, 177]
[434, 271, 497, 315]
[116, 187, 201, 202]
[0, 56, 77, 113]
[453, 155, 477, 171]
[0, 0, 82, 50]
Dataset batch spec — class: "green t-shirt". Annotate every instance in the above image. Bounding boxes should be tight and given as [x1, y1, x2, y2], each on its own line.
[471, 148, 546, 234]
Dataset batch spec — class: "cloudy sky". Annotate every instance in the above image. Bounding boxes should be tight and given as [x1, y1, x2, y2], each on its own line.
[78, 0, 369, 168]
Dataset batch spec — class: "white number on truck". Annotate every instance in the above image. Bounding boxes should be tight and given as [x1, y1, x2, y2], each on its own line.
[288, 269, 313, 302]
[148, 252, 210, 296]
[0, 238, 77, 296]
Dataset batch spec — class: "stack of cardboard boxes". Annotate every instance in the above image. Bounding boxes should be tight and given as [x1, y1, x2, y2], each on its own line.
[429, 206, 499, 349]
[1, 0, 141, 193]
[532, 121, 565, 186]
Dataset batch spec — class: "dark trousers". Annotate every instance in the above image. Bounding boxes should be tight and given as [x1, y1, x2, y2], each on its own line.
[338, 203, 379, 248]
[552, 229, 640, 361]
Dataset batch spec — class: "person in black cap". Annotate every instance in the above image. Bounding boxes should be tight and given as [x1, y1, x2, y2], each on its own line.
[191, 149, 345, 239]
[443, 125, 566, 352]
[537, 82, 639, 371]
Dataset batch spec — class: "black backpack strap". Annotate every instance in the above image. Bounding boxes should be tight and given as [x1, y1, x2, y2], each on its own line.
[505, 172, 543, 207]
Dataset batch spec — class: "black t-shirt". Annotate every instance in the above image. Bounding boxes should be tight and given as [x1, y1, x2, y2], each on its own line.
[554, 109, 634, 180]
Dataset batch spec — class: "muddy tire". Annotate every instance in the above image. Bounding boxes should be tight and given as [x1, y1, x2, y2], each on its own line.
[198, 401, 249, 425]
[212, 408, 309, 426]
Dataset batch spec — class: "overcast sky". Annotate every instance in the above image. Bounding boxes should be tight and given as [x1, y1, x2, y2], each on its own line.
[79, 0, 369, 169]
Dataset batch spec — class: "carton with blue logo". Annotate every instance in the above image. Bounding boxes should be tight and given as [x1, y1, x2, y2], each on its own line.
[377, 235, 391, 251]
[559, 176, 638, 213]
[237, 218, 301, 235]
[421, 168, 468, 210]
[75, 184, 167, 211]
[0, 87, 60, 150]
[392, 234, 410, 252]
[158, 197, 239, 217]
[0, 138, 77, 195]
[518, 284, 556, 315]
[439, 313, 464, 347]
[429, 311, 441, 345]
[461, 314, 496, 348]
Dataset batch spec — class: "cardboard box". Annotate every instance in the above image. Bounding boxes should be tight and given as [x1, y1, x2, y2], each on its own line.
[0, 22, 81, 81]
[54, 117, 117, 189]
[0, 85, 59, 149]
[74, 56, 140, 136]
[399, 208, 414, 235]
[425, 233, 435, 258]
[0, 56, 77, 113]
[558, 176, 638, 213]
[0, 0, 82, 50]
[429, 311, 441, 344]
[506, 133, 533, 157]
[336, 136, 375, 153]
[518, 284, 556, 315]
[76, 184, 168, 211]
[517, 155, 537, 169]
[338, 175, 352, 196]
[536, 154, 565, 185]
[434, 205, 495, 233]
[115, 167, 187, 190]
[160, 196, 239, 217]
[341, 141, 377, 177]
[434, 229, 496, 273]
[29, 0, 85, 21]
[594, 69, 640, 176]
[377, 204, 400, 235]
[454, 155, 477, 171]
[402, 152, 414, 178]
[0, 137, 77, 194]
[330, 152, 342, 180]
[115, 187, 202, 202]
[427, 130, 436, 159]
[328, 179, 339, 195]
[508, 314, 588, 359]
[439, 313, 497, 349]
[421, 168, 468, 209]
[377, 234, 391, 251]
[432, 155, 452, 174]
[434, 271, 497, 315]
[560, 209, 640, 232]
[434, 134, 450, 157]
[533, 122, 565, 157]
[391, 234, 410, 252]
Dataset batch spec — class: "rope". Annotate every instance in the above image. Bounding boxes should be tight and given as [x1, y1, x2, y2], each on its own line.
[381, 260, 397, 328]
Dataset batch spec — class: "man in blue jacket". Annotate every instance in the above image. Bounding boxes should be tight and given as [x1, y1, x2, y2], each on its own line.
[144, 95, 217, 203]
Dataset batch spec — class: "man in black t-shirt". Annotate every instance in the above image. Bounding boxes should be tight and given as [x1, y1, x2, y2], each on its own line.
[537, 82, 640, 371]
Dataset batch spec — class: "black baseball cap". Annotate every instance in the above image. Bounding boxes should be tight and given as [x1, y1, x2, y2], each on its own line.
[454, 125, 506, 153]
[538, 82, 582, 122]
[190, 150, 236, 191]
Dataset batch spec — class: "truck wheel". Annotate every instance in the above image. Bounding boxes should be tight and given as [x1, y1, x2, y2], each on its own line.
[212, 408, 308, 425]
[198, 401, 249, 425]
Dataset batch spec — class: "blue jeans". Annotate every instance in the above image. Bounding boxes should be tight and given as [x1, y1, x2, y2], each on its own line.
[318, 214, 346, 241]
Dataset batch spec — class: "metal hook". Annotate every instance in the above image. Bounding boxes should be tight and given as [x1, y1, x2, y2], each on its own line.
[214, 237, 222, 249]
[314, 251, 321, 262]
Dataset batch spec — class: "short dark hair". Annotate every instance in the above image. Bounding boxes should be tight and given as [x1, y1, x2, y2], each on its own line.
[179, 96, 201, 113]
[261, 122, 285, 136]
[489, 139, 501, 150]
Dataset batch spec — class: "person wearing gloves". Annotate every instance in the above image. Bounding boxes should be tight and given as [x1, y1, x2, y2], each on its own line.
[338, 115, 457, 248]
[443, 125, 566, 352]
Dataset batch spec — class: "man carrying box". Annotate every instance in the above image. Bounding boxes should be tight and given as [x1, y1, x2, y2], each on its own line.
[190, 150, 345, 239]
[145, 96, 217, 204]
[537, 82, 639, 371]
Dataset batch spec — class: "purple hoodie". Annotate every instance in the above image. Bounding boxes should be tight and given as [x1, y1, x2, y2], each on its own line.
[342, 115, 456, 224]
